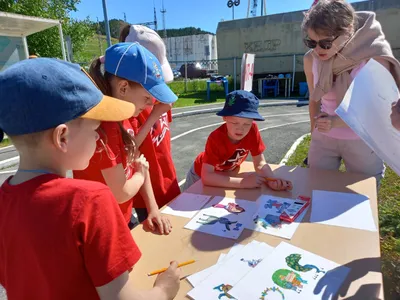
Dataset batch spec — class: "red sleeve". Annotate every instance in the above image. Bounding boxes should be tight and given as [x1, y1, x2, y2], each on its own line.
[95, 122, 123, 170]
[202, 135, 221, 166]
[75, 187, 141, 287]
[250, 123, 266, 156]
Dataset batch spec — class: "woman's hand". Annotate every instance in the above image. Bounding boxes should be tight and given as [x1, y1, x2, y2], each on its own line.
[315, 112, 338, 133]
[391, 99, 400, 131]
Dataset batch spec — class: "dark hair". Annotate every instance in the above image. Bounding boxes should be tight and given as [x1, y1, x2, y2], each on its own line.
[119, 24, 130, 42]
[302, 0, 357, 37]
[89, 57, 138, 165]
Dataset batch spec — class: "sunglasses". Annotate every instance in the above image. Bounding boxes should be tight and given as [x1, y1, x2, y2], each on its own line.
[303, 36, 339, 50]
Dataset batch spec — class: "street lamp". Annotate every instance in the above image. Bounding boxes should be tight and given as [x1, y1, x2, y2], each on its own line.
[227, 0, 240, 20]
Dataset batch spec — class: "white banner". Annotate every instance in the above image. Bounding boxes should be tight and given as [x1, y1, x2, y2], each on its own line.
[240, 53, 255, 91]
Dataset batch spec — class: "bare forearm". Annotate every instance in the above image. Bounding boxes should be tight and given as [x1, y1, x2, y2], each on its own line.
[139, 170, 159, 212]
[309, 101, 320, 131]
[135, 114, 159, 147]
[116, 173, 145, 204]
[201, 171, 244, 188]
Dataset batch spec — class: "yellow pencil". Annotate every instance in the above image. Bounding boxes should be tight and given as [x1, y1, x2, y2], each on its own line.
[147, 260, 196, 276]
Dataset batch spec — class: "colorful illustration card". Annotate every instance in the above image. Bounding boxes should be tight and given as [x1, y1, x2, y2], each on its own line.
[187, 243, 245, 287]
[188, 241, 274, 300]
[184, 196, 257, 239]
[229, 242, 350, 300]
[161, 193, 212, 218]
[246, 195, 308, 239]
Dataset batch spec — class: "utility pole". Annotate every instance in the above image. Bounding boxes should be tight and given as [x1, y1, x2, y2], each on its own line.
[153, 6, 158, 31]
[96, 17, 103, 55]
[161, 0, 167, 38]
[124, 12, 127, 23]
[101, 0, 112, 47]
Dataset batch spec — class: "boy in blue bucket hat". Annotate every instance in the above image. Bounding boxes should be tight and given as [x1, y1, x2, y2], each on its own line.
[183, 90, 292, 191]
[0, 58, 181, 300]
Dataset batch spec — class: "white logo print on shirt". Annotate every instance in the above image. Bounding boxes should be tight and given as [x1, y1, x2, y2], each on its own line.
[151, 113, 169, 147]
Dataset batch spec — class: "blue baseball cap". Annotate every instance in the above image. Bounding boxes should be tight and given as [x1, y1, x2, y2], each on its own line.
[104, 42, 178, 104]
[0, 58, 135, 141]
[217, 90, 264, 121]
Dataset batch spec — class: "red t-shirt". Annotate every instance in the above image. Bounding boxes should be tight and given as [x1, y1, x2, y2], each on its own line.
[73, 120, 135, 223]
[128, 107, 180, 208]
[194, 122, 266, 176]
[0, 175, 141, 300]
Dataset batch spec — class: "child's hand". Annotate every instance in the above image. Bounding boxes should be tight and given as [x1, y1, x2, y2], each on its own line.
[152, 102, 172, 117]
[265, 178, 293, 191]
[154, 261, 181, 299]
[241, 172, 264, 188]
[146, 210, 172, 235]
[133, 154, 149, 177]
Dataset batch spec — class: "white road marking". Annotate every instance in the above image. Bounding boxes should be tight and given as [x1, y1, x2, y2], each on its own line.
[178, 178, 186, 187]
[259, 120, 310, 132]
[171, 112, 309, 141]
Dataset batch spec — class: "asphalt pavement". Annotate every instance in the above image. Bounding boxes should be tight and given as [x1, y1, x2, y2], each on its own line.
[170, 105, 310, 184]
[0, 103, 310, 299]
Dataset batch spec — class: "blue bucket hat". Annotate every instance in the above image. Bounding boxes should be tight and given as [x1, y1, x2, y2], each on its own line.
[0, 58, 135, 141]
[104, 42, 178, 104]
[217, 90, 264, 121]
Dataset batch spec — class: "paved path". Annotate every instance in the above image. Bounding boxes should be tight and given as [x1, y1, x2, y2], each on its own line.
[0, 104, 310, 300]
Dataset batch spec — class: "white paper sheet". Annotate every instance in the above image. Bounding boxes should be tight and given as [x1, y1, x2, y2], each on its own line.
[188, 241, 274, 300]
[184, 196, 257, 239]
[246, 195, 308, 239]
[335, 59, 400, 176]
[161, 193, 212, 218]
[310, 190, 377, 232]
[230, 242, 350, 300]
[187, 244, 245, 287]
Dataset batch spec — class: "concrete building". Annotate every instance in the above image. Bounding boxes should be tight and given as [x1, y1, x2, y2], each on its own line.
[163, 34, 218, 70]
[216, 0, 400, 78]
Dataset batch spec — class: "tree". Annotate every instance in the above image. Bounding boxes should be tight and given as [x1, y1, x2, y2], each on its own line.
[97, 19, 129, 39]
[0, 0, 95, 59]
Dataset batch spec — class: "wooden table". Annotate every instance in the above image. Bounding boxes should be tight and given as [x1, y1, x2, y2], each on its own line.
[130, 163, 383, 300]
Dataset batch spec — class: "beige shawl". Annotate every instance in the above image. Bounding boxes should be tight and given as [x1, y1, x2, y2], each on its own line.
[311, 11, 400, 105]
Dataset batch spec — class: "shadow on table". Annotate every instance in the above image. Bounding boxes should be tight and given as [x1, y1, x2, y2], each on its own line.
[313, 257, 382, 300]
[188, 165, 376, 252]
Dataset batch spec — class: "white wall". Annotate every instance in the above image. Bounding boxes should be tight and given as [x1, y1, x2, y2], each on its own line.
[164, 34, 218, 70]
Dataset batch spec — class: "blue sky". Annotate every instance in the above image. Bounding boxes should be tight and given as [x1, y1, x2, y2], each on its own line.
[71, 0, 360, 33]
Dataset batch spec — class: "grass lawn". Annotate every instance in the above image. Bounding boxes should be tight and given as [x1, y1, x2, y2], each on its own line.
[173, 91, 227, 108]
[285, 134, 400, 299]
[74, 35, 119, 66]
[0, 139, 11, 148]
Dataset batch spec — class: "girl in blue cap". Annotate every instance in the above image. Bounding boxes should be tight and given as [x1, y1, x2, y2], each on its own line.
[183, 90, 292, 191]
[74, 42, 177, 234]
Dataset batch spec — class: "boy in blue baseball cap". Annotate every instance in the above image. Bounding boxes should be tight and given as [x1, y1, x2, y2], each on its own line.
[183, 90, 293, 191]
[74, 42, 177, 232]
[0, 58, 180, 300]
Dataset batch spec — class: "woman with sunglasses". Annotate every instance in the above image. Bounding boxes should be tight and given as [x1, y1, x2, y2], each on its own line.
[302, 0, 400, 184]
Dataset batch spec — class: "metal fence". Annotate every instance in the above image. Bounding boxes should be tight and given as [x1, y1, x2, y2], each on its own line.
[168, 54, 306, 96]
[77, 47, 400, 96]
